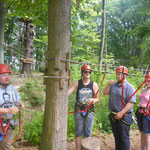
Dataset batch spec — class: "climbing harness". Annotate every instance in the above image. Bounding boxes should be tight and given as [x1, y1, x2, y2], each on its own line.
[0, 111, 21, 143]
[110, 111, 131, 126]
[137, 96, 150, 119]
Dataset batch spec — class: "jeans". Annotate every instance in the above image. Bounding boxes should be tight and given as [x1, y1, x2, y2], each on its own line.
[110, 113, 132, 150]
[74, 111, 94, 137]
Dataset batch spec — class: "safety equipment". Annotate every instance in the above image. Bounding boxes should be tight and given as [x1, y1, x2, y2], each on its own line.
[0, 64, 11, 74]
[145, 73, 150, 81]
[116, 66, 128, 75]
[81, 65, 92, 72]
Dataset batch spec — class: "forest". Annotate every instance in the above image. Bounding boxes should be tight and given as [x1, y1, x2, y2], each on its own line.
[0, 0, 150, 69]
[0, 0, 150, 149]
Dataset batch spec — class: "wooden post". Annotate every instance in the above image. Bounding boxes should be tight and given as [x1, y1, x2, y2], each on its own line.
[60, 70, 65, 89]
[66, 52, 71, 71]
[55, 51, 61, 70]
[81, 137, 100, 150]
[68, 70, 72, 87]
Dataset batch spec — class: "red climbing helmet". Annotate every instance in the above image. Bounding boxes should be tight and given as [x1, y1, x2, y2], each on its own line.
[145, 73, 150, 81]
[81, 65, 92, 72]
[0, 64, 11, 74]
[116, 66, 128, 75]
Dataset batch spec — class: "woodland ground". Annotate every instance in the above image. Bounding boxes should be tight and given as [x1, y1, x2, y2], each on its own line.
[13, 130, 140, 150]
[11, 75, 141, 150]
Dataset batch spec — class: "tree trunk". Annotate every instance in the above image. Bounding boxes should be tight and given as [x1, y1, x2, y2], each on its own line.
[99, 0, 106, 70]
[81, 137, 100, 150]
[22, 21, 35, 77]
[0, 2, 5, 64]
[39, 0, 71, 150]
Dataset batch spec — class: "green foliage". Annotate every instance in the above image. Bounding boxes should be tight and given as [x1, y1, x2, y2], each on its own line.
[23, 111, 43, 145]
[71, 1, 101, 63]
[20, 78, 45, 107]
[67, 92, 76, 140]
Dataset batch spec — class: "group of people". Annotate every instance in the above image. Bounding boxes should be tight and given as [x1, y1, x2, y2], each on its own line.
[68, 64, 150, 150]
[0, 63, 149, 150]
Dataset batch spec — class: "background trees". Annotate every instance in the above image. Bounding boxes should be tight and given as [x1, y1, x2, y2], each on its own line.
[1, 0, 149, 70]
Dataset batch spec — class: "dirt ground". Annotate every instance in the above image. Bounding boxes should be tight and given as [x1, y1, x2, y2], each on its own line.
[12, 129, 140, 150]
[66, 129, 141, 150]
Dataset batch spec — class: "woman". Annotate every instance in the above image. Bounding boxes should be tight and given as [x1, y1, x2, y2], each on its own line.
[136, 73, 150, 150]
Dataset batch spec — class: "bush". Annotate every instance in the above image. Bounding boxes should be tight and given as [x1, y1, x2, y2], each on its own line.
[23, 111, 43, 145]
[20, 78, 45, 107]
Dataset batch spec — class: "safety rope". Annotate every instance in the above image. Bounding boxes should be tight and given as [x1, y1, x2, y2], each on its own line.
[121, 67, 125, 110]
[122, 79, 146, 117]
[0, 110, 21, 143]
[126, 79, 146, 104]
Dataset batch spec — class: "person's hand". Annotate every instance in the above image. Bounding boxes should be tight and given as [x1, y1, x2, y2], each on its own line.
[114, 112, 124, 119]
[8, 107, 19, 114]
[108, 80, 115, 86]
[87, 98, 95, 104]
[17, 101, 24, 110]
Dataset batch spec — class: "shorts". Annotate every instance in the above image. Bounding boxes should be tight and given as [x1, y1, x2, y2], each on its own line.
[74, 111, 94, 137]
[0, 129, 14, 150]
[142, 116, 150, 134]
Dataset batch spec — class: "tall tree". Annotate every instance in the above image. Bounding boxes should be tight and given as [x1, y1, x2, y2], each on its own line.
[99, 0, 106, 70]
[39, 0, 71, 149]
[0, 2, 5, 64]
[21, 20, 35, 77]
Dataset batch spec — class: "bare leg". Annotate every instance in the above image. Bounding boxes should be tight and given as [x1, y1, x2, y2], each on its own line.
[140, 132, 146, 150]
[76, 136, 82, 150]
[145, 134, 150, 150]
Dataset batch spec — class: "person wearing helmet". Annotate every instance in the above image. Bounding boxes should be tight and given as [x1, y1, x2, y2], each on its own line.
[68, 64, 99, 150]
[0, 64, 24, 150]
[136, 73, 150, 150]
[103, 65, 136, 150]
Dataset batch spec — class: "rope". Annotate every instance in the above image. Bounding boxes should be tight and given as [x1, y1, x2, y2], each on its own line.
[122, 79, 146, 117]
[4, 45, 150, 73]
[0, 110, 21, 144]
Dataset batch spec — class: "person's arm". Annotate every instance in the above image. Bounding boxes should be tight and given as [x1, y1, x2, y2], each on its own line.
[88, 82, 99, 104]
[114, 102, 135, 119]
[103, 80, 115, 95]
[68, 81, 78, 96]
[0, 107, 19, 115]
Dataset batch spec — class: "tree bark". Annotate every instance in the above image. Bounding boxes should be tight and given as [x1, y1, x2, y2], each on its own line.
[0, 2, 5, 64]
[22, 21, 35, 77]
[81, 137, 100, 150]
[99, 0, 106, 70]
[39, 0, 71, 150]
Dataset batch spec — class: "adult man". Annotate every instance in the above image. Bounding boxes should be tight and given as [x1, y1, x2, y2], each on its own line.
[0, 64, 24, 150]
[68, 64, 99, 150]
[103, 66, 136, 150]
